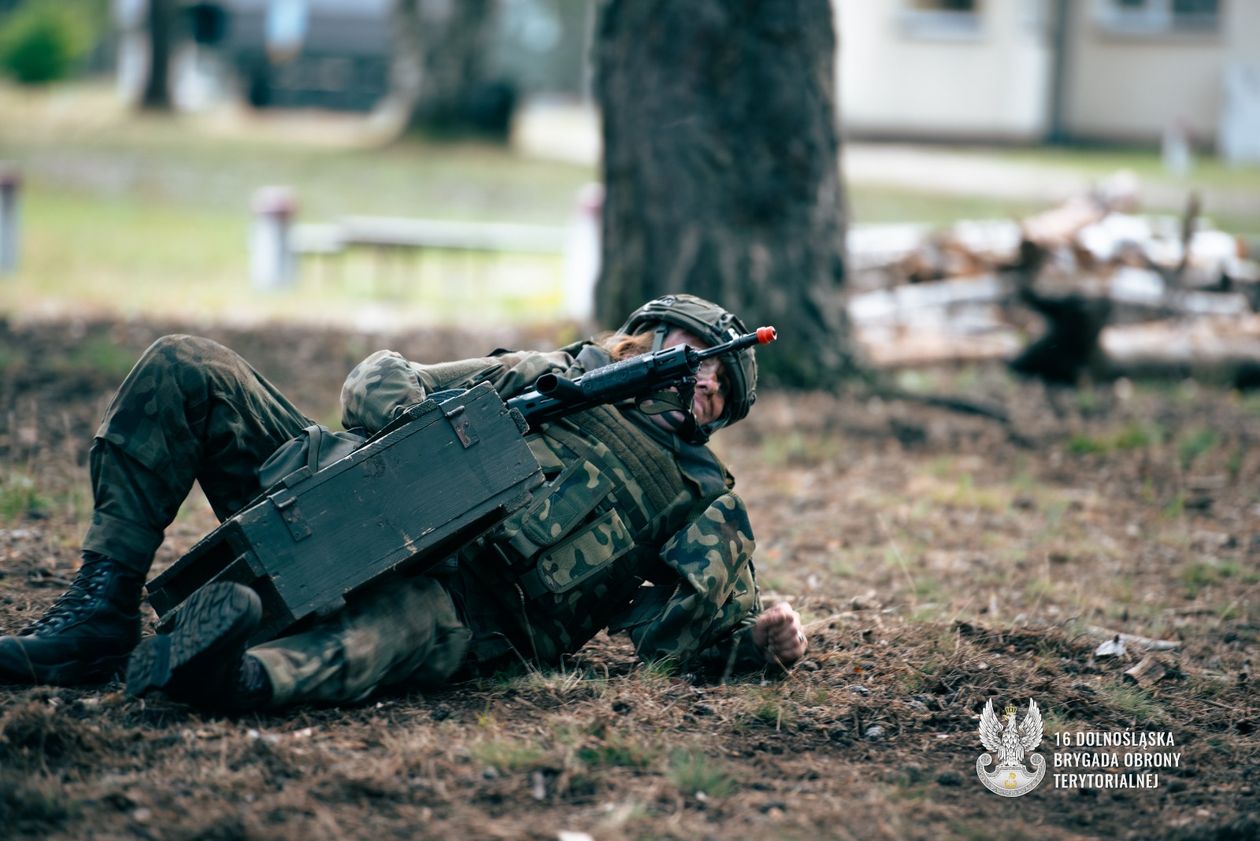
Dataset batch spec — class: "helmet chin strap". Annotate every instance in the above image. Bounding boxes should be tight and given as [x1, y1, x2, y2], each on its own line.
[651, 323, 670, 353]
[636, 390, 689, 416]
[637, 385, 723, 445]
[634, 379, 707, 444]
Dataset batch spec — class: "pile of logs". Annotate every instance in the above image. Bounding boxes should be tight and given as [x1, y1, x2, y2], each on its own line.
[846, 173, 1260, 387]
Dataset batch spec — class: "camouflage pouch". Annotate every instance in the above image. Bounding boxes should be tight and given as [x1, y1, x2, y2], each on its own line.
[520, 507, 635, 598]
[523, 462, 615, 545]
[490, 450, 635, 598]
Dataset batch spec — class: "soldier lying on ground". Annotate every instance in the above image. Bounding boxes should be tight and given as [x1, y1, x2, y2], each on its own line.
[0, 294, 807, 710]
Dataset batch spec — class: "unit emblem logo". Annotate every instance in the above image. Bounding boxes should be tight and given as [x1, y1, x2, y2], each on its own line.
[976, 699, 1046, 797]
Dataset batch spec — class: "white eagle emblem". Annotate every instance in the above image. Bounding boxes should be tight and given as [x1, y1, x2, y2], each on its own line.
[975, 699, 1046, 797]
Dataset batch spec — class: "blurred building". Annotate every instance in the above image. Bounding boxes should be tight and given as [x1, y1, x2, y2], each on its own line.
[103, 1, 1259, 160]
[836, 0, 1260, 157]
[208, 0, 395, 111]
[112, 0, 592, 113]
[113, 0, 397, 111]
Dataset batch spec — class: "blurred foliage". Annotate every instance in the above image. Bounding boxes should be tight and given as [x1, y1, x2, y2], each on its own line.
[0, 0, 101, 85]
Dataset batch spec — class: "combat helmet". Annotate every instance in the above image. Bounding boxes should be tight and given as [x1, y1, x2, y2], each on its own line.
[619, 293, 758, 436]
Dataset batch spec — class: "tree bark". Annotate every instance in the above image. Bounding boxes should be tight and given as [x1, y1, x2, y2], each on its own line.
[397, 0, 513, 138]
[140, 0, 173, 110]
[594, 0, 860, 387]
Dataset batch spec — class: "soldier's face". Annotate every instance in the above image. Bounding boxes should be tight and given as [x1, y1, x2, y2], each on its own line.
[661, 328, 727, 426]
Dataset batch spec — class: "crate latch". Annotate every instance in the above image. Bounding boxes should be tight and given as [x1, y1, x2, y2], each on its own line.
[444, 404, 479, 449]
[267, 487, 312, 542]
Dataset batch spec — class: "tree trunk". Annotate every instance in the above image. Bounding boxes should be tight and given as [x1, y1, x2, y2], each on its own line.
[594, 0, 859, 386]
[398, 0, 513, 138]
[140, 0, 173, 110]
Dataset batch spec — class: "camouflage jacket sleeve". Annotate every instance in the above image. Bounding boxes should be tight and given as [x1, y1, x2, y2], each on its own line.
[623, 492, 763, 667]
[340, 348, 580, 433]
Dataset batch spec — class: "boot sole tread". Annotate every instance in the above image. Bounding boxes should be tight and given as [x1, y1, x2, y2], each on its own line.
[125, 583, 261, 699]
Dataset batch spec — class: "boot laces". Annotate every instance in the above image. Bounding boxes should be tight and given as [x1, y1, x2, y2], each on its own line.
[22, 558, 112, 634]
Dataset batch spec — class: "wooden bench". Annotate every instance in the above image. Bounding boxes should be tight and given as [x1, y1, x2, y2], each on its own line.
[288, 215, 567, 299]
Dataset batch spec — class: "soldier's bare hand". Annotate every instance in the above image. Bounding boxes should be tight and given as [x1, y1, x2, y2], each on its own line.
[751, 602, 807, 665]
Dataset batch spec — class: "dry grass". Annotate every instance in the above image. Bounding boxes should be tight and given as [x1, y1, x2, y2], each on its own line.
[0, 317, 1255, 840]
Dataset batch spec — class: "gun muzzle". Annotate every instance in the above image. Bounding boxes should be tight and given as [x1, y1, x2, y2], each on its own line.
[533, 374, 584, 401]
[694, 326, 778, 362]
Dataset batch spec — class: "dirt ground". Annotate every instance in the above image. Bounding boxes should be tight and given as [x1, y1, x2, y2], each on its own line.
[0, 315, 1255, 841]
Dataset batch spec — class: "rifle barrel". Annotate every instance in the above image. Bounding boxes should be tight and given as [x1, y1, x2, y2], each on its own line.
[693, 326, 777, 361]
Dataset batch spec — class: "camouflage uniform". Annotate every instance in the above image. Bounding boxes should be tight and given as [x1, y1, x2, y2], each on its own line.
[84, 334, 313, 572]
[82, 334, 765, 707]
[258, 343, 765, 705]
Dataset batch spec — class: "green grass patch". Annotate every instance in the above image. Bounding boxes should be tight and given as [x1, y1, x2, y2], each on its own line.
[915, 472, 1010, 513]
[1068, 422, 1163, 456]
[1024, 577, 1056, 602]
[1067, 434, 1109, 456]
[1096, 684, 1167, 725]
[855, 148, 1260, 235]
[1226, 446, 1245, 481]
[667, 749, 736, 799]
[909, 603, 948, 623]
[636, 658, 679, 683]
[55, 334, 140, 381]
[0, 472, 51, 521]
[470, 737, 548, 773]
[995, 146, 1260, 200]
[496, 666, 607, 700]
[828, 557, 855, 577]
[1177, 428, 1218, 469]
[1180, 560, 1238, 599]
[0, 100, 592, 325]
[3, 184, 567, 324]
[576, 733, 657, 770]
[742, 686, 798, 729]
[1242, 392, 1260, 416]
[756, 431, 844, 468]
[913, 577, 941, 600]
[1114, 423, 1161, 450]
[0, 335, 23, 374]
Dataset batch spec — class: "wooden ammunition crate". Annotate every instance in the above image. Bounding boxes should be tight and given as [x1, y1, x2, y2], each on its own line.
[146, 384, 543, 642]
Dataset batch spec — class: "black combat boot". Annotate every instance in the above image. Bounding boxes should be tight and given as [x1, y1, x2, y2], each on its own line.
[126, 582, 271, 711]
[0, 552, 144, 685]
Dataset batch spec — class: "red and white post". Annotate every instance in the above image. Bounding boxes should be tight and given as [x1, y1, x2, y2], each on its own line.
[0, 166, 19, 276]
[250, 186, 297, 290]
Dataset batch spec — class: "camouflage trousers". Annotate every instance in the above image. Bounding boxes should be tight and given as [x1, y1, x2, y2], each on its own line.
[250, 574, 471, 706]
[87, 334, 472, 704]
[84, 334, 312, 572]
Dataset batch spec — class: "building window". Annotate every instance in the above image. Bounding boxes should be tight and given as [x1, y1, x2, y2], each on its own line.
[901, 0, 983, 39]
[1095, 0, 1221, 34]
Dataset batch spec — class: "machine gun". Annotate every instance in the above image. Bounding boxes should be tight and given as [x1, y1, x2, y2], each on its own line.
[146, 327, 776, 642]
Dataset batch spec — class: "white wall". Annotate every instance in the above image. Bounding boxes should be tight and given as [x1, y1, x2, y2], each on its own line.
[1062, 1, 1260, 145]
[836, 0, 1055, 141]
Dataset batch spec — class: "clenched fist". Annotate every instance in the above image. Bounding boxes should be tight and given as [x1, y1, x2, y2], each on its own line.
[751, 602, 807, 665]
